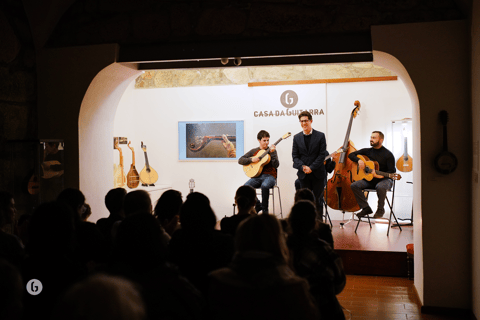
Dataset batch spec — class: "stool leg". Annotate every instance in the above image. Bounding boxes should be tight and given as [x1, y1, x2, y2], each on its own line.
[276, 186, 283, 219]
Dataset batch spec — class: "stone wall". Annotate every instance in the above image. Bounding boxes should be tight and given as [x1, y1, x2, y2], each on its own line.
[0, 1, 37, 216]
[49, 0, 463, 47]
[135, 63, 396, 88]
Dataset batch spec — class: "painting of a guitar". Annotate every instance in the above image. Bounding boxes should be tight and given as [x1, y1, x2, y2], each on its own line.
[126, 141, 140, 189]
[113, 142, 127, 188]
[140, 141, 158, 186]
[396, 127, 413, 172]
[243, 132, 291, 178]
[352, 155, 402, 181]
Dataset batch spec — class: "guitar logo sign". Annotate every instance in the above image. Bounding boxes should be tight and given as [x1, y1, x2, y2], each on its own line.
[280, 90, 298, 108]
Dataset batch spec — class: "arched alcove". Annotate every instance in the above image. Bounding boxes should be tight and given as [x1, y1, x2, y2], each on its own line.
[78, 51, 423, 299]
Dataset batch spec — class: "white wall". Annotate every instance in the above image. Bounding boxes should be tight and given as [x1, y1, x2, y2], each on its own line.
[110, 77, 412, 221]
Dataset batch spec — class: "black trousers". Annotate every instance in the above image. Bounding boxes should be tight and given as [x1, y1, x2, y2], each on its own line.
[299, 173, 325, 218]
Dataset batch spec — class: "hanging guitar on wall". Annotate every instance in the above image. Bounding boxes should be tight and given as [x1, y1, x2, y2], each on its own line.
[126, 141, 140, 189]
[113, 141, 127, 188]
[396, 127, 413, 172]
[140, 141, 158, 186]
[434, 110, 458, 174]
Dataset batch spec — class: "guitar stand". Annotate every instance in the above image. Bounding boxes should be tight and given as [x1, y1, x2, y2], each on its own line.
[339, 211, 355, 228]
[392, 181, 413, 228]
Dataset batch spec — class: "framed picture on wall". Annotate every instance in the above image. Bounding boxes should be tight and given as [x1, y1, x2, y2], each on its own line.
[178, 121, 244, 160]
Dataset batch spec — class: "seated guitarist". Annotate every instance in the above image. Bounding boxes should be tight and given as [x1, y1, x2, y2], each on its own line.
[348, 131, 396, 218]
[238, 130, 279, 214]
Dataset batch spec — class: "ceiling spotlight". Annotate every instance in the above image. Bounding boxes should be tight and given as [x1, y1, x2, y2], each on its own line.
[220, 58, 229, 65]
[234, 57, 242, 66]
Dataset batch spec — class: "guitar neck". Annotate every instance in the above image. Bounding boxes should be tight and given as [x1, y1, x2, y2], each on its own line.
[367, 168, 394, 179]
[403, 137, 408, 160]
[258, 137, 283, 159]
[324, 149, 340, 162]
[443, 124, 448, 151]
[143, 151, 150, 169]
[116, 148, 124, 167]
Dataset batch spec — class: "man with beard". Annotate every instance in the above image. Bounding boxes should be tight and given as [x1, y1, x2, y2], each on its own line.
[348, 131, 396, 218]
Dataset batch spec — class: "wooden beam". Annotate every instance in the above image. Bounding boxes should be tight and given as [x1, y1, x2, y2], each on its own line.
[247, 76, 397, 87]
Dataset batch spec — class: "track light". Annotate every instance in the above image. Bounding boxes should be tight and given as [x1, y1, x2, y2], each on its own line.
[234, 57, 242, 66]
[220, 58, 229, 65]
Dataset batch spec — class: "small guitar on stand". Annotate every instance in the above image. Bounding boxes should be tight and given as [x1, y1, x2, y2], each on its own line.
[126, 141, 140, 189]
[243, 132, 291, 178]
[396, 127, 413, 172]
[113, 142, 127, 188]
[140, 141, 158, 186]
[352, 155, 402, 181]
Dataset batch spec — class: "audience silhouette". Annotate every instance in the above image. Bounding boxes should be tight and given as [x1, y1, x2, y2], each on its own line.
[220, 185, 257, 236]
[169, 192, 234, 293]
[288, 200, 346, 320]
[0, 184, 348, 320]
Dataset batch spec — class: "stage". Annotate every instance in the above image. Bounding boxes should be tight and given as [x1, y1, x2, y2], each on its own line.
[330, 218, 414, 277]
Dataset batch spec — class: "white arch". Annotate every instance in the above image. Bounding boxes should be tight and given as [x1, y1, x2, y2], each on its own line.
[78, 63, 141, 222]
[373, 50, 423, 302]
[77, 53, 423, 301]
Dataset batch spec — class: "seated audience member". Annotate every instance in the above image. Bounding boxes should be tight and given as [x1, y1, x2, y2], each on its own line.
[97, 188, 126, 243]
[0, 192, 24, 269]
[111, 189, 162, 241]
[154, 189, 183, 236]
[57, 188, 110, 266]
[15, 213, 31, 248]
[220, 185, 257, 236]
[123, 190, 153, 216]
[81, 203, 92, 221]
[169, 192, 234, 293]
[208, 214, 319, 320]
[52, 274, 146, 320]
[109, 212, 203, 320]
[0, 259, 23, 320]
[287, 200, 346, 320]
[294, 188, 334, 248]
[22, 201, 87, 320]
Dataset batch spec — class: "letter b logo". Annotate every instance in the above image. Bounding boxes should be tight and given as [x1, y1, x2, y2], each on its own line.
[280, 90, 298, 109]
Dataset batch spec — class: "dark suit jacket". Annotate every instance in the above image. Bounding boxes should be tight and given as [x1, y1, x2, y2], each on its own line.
[292, 129, 327, 180]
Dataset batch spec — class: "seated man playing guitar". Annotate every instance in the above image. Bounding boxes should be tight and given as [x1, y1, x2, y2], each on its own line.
[238, 130, 279, 214]
[348, 131, 396, 218]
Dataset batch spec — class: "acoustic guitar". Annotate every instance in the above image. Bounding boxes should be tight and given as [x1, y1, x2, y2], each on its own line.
[113, 142, 127, 188]
[140, 141, 158, 186]
[352, 155, 402, 181]
[26, 150, 40, 195]
[243, 132, 291, 178]
[126, 141, 140, 189]
[396, 128, 413, 172]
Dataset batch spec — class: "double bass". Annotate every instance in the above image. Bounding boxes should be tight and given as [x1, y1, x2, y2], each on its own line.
[326, 101, 361, 212]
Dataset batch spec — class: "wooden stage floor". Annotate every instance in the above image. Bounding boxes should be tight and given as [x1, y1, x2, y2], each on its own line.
[330, 218, 414, 252]
[329, 218, 414, 277]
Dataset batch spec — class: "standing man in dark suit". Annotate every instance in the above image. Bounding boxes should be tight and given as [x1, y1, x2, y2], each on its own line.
[292, 111, 327, 218]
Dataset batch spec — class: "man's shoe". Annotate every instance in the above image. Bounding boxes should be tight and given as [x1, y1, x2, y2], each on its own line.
[373, 209, 385, 218]
[356, 206, 373, 218]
